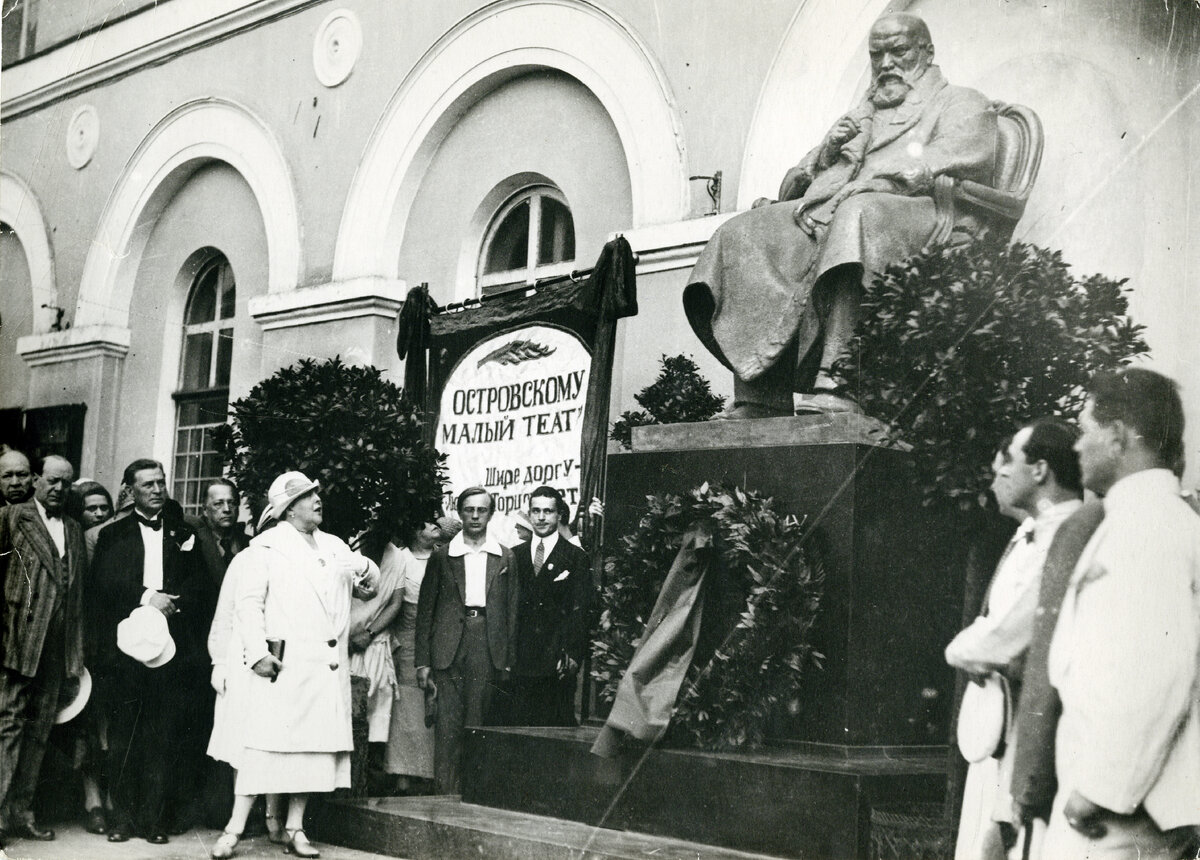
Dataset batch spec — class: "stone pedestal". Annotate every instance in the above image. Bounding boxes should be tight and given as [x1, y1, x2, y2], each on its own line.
[606, 414, 961, 747]
[462, 726, 944, 859]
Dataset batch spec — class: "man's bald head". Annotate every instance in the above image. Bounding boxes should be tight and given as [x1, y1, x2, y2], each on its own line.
[0, 450, 33, 504]
[871, 13, 933, 49]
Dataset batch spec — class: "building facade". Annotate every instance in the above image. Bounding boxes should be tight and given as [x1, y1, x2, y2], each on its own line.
[2, 0, 1199, 504]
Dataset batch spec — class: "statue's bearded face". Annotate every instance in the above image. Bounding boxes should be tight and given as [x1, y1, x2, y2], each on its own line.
[868, 24, 933, 109]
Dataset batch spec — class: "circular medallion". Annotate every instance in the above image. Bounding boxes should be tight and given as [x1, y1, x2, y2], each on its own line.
[312, 9, 362, 88]
[66, 105, 99, 169]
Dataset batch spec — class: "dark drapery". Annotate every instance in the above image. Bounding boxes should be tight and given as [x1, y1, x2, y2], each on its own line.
[576, 236, 637, 548]
[395, 283, 438, 415]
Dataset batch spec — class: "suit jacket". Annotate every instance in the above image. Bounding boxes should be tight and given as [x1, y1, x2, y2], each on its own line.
[0, 501, 86, 677]
[1009, 500, 1104, 819]
[185, 515, 249, 591]
[414, 540, 517, 673]
[89, 511, 213, 677]
[512, 537, 592, 678]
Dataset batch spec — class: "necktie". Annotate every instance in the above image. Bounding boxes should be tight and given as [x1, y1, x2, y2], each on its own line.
[137, 514, 162, 531]
[533, 540, 545, 575]
[219, 536, 233, 559]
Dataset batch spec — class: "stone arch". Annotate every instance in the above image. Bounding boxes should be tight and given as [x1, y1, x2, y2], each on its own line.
[0, 171, 57, 333]
[739, 0, 912, 208]
[74, 98, 300, 329]
[333, 0, 687, 282]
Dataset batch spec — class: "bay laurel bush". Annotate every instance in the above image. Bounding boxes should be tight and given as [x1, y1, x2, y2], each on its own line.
[611, 354, 725, 449]
[215, 357, 446, 540]
[591, 483, 823, 750]
[834, 238, 1148, 511]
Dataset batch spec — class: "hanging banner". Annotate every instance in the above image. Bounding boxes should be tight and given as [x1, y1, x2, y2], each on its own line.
[437, 324, 590, 518]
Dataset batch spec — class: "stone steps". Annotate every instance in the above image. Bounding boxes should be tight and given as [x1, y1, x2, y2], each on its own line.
[460, 726, 945, 858]
[312, 794, 787, 860]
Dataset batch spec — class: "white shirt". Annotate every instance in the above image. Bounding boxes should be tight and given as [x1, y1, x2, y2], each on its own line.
[447, 532, 502, 607]
[138, 514, 165, 594]
[34, 498, 65, 557]
[530, 531, 559, 567]
[945, 498, 1081, 671]
[1048, 468, 1200, 824]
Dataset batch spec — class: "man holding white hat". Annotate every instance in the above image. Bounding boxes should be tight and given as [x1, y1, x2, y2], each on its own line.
[947, 420, 1083, 860]
[0, 454, 87, 842]
[90, 459, 213, 845]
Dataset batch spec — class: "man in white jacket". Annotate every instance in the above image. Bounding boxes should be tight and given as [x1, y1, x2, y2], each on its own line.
[1044, 368, 1200, 860]
[947, 419, 1083, 860]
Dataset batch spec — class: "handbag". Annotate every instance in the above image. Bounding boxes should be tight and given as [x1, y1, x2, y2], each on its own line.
[956, 672, 1011, 763]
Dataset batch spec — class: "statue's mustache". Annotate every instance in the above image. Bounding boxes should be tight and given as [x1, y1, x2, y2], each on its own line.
[874, 70, 910, 87]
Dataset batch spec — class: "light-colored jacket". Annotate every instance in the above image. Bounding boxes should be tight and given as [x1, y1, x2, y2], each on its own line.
[1049, 469, 1200, 830]
[236, 521, 379, 753]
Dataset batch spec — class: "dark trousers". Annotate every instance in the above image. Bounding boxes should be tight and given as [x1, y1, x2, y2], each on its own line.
[431, 616, 497, 794]
[101, 666, 206, 834]
[0, 617, 65, 825]
[0, 662, 64, 825]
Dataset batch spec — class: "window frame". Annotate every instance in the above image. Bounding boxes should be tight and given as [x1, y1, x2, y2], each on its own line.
[171, 253, 236, 517]
[476, 184, 575, 294]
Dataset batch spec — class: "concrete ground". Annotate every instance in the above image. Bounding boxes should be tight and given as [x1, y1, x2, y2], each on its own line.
[0, 822, 406, 860]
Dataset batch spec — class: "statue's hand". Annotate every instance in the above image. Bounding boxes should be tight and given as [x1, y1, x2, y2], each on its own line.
[777, 165, 813, 202]
[826, 116, 861, 150]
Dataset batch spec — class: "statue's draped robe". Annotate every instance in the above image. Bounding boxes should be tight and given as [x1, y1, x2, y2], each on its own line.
[684, 67, 997, 386]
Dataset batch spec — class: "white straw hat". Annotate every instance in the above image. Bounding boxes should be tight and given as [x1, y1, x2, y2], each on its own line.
[116, 606, 176, 669]
[257, 471, 320, 530]
[55, 667, 92, 724]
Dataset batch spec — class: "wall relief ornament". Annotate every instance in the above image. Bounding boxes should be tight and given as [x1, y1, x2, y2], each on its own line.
[312, 9, 362, 88]
[66, 105, 99, 169]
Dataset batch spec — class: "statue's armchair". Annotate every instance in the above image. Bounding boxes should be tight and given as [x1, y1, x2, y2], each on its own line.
[931, 102, 1044, 246]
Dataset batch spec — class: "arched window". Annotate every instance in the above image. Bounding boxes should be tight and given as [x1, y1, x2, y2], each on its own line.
[477, 185, 575, 294]
[172, 253, 235, 516]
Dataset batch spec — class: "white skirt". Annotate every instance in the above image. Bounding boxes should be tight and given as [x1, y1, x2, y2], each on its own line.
[349, 633, 397, 743]
[234, 749, 351, 796]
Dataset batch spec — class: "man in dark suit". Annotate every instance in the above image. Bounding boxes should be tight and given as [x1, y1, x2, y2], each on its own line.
[186, 478, 249, 591]
[90, 459, 213, 844]
[185, 477, 249, 828]
[510, 486, 592, 726]
[0, 455, 85, 841]
[415, 487, 517, 793]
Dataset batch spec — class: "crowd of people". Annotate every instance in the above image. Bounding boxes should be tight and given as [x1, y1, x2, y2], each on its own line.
[0, 449, 594, 859]
[948, 367, 1200, 860]
[2, 365, 1198, 860]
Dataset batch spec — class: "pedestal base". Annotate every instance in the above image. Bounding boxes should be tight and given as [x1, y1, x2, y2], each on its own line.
[462, 726, 945, 858]
[608, 415, 960, 747]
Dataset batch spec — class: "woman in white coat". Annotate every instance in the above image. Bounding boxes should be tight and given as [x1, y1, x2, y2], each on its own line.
[207, 549, 285, 845]
[210, 472, 377, 860]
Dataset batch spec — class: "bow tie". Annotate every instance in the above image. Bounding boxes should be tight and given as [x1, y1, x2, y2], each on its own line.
[136, 515, 162, 531]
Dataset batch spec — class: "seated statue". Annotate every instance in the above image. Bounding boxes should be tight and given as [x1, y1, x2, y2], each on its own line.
[684, 13, 998, 418]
